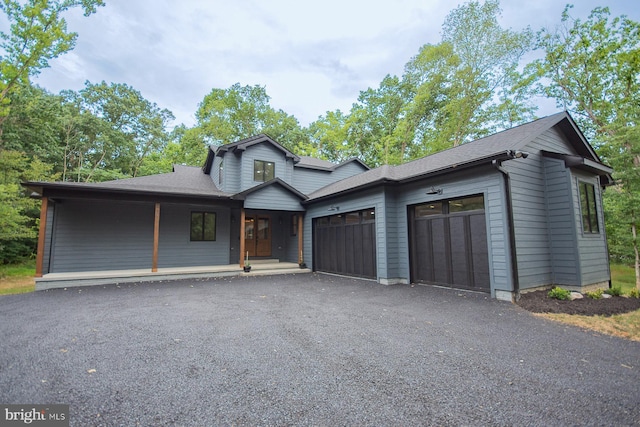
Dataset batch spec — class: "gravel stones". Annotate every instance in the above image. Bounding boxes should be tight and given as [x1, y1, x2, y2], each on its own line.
[1, 274, 639, 426]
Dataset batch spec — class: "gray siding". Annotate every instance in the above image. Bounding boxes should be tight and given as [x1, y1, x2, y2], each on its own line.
[240, 144, 292, 191]
[508, 128, 577, 289]
[223, 153, 242, 194]
[509, 127, 610, 289]
[244, 185, 304, 211]
[384, 188, 401, 279]
[285, 213, 300, 264]
[50, 200, 155, 272]
[211, 156, 222, 187]
[394, 166, 511, 293]
[292, 162, 368, 194]
[571, 171, 610, 285]
[543, 157, 579, 285]
[157, 203, 231, 268]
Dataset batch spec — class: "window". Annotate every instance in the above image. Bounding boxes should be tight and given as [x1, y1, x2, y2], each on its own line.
[254, 160, 275, 182]
[449, 195, 484, 213]
[329, 214, 343, 226]
[190, 212, 216, 241]
[291, 214, 298, 236]
[579, 181, 599, 234]
[415, 202, 443, 217]
[219, 160, 224, 185]
[345, 212, 360, 224]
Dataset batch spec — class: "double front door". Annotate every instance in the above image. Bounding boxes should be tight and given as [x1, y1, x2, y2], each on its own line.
[244, 215, 271, 257]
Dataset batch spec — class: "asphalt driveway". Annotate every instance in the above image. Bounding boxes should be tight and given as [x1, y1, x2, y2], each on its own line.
[1, 273, 639, 426]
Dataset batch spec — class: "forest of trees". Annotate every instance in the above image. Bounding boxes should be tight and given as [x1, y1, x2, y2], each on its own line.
[0, 1, 638, 286]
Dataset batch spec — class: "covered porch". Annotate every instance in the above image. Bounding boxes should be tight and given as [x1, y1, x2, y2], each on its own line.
[35, 259, 311, 291]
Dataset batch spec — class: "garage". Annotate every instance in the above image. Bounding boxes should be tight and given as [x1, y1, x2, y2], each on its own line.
[409, 195, 490, 292]
[313, 208, 376, 279]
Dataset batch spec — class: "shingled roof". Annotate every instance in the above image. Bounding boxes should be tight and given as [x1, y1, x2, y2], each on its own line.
[306, 112, 604, 202]
[24, 165, 232, 199]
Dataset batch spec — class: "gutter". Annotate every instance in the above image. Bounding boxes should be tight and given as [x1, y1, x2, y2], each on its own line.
[492, 151, 527, 299]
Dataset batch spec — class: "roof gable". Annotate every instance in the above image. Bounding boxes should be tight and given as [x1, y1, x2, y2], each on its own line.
[234, 177, 307, 200]
[203, 134, 299, 174]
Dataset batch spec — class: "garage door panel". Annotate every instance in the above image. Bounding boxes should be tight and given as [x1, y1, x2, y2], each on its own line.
[431, 218, 449, 284]
[449, 216, 471, 288]
[411, 196, 489, 292]
[470, 213, 490, 290]
[314, 209, 376, 280]
[413, 220, 433, 282]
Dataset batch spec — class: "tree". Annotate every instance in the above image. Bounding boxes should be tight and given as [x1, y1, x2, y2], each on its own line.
[307, 0, 535, 166]
[532, 6, 640, 288]
[0, 0, 104, 137]
[194, 83, 310, 154]
[61, 81, 175, 180]
[407, 0, 535, 149]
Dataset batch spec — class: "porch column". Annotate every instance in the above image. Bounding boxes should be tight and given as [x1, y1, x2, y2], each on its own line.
[35, 197, 48, 278]
[152, 202, 160, 272]
[298, 213, 304, 265]
[239, 208, 246, 267]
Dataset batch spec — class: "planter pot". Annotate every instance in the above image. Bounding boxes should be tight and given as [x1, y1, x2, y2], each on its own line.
[243, 266, 251, 272]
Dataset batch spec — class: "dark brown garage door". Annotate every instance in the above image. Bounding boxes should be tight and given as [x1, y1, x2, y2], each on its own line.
[314, 208, 376, 279]
[409, 195, 489, 292]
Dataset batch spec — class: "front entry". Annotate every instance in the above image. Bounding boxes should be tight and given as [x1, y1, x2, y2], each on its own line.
[244, 216, 272, 257]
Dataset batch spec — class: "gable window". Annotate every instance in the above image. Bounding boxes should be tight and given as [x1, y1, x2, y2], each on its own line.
[219, 160, 224, 186]
[579, 181, 599, 234]
[254, 160, 275, 182]
[190, 212, 216, 241]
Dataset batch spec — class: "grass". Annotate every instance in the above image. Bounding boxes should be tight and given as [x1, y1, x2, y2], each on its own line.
[610, 263, 637, 293]
[0, 260, 36, 295]
[539, 263, 640, 342]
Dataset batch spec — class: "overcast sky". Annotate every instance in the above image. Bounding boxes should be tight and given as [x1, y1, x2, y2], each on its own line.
[18, 0, 640, 128]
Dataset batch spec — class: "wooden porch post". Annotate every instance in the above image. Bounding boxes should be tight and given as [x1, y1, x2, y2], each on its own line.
[35, 197, 48, 278]
[239, 208, 246, 267]
[152, 202, 160, 272]
[298, 213, 304, 265]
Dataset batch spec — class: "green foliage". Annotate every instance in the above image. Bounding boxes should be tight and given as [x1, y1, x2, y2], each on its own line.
[532, 5, 640, 288]
[629, 288, 640, 299]
[308, 0, 535, 167]
[547, 287, 571, 300]
[605, 286, 623, 297]
[585, 289, 604, 299]
[0, 0, 104, 128]
[193, 83, 310, 155]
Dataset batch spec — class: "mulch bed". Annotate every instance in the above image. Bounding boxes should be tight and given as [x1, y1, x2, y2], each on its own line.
[516, 290, 640, 316]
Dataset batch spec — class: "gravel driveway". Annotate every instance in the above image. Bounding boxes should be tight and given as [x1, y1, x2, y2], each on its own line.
[1, 273, 639, 426]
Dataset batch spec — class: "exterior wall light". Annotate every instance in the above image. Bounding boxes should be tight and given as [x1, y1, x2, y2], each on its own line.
[426, 187, 443, 195]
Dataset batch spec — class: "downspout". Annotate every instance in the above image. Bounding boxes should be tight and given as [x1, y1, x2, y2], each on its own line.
[492, 157, 521, 300]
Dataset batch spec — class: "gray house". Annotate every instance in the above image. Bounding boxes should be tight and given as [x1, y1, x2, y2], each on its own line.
[25, 112, 613, 300]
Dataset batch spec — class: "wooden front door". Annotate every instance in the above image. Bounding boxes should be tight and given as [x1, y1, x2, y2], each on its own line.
[245, 216, 271, 257]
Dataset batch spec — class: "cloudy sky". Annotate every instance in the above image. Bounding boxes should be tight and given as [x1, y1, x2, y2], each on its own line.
[18, 0, 640, 128]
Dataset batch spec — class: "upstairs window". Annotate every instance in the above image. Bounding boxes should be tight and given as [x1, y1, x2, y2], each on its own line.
[254, 160, 275, 182]
[219, 160, 224, 185]
[190, 212, 216, 241]
[579, 181, 599, 234]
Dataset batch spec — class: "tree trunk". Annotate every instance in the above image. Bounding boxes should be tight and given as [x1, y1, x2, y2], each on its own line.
[633, 221, 640, 290]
